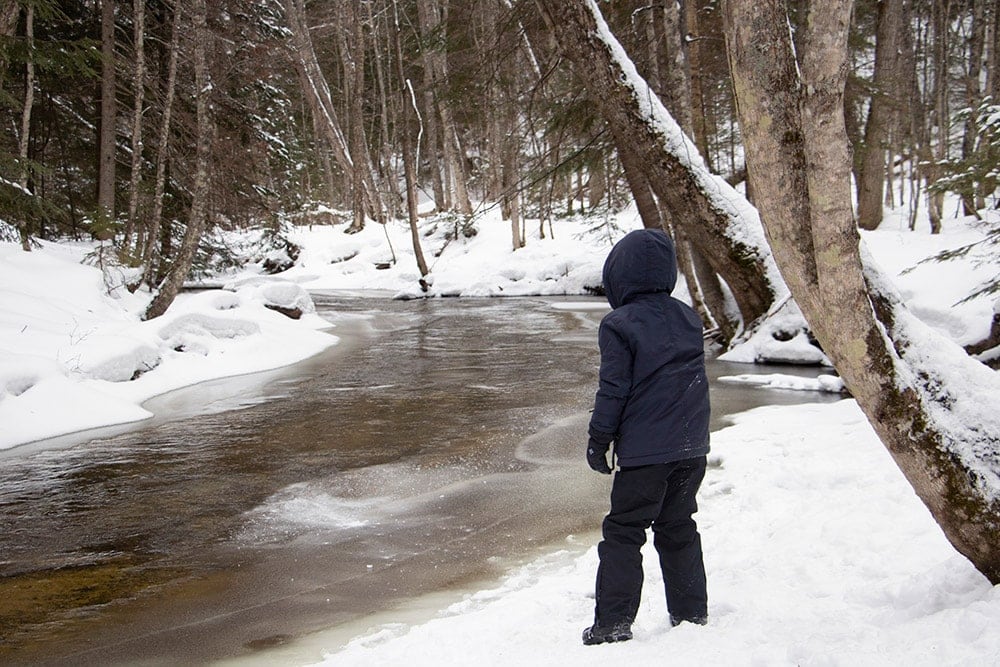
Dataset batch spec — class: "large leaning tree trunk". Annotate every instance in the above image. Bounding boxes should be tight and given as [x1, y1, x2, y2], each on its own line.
[534, 0, 779, 330]
[723, 0, 1000, 584]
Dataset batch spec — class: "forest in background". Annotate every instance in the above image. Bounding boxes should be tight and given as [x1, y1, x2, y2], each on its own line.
[1, 0, 998, 324]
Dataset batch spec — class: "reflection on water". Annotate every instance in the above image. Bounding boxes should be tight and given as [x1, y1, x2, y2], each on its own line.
[0, 294, 839, 664]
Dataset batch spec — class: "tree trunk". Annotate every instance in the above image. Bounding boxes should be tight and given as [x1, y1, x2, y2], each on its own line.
[990, 0, 1000, 101]
[723, 0, 1000, 585]
[534, 0, 779, 329]
[857, 0, 905, 231]
[142, 1, 180, 287]
[98, 0, 117, 231]
[284, 0, 383, 226]
[124, 0, 146, 256]
[16, 3, 33, 251]
[416, 0, 446, 211]
[659, 1, 693, 136]
[684, 0, 715, 172]
[342, 0, 368, 232]
[416, 0, 472, 217]
[616, 137, 662, 230]
[692, 246, 736, 341]
[928, 0, 951, 233]
[145, 0, 212, 320]
[393, 1, 429, 281]
[962, 0, 987, 212]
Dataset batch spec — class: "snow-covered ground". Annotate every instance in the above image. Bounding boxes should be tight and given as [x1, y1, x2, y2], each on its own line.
[309, 400, 1000, 667]
[2, 201, 999, 664]
[0, 240, 336, 448]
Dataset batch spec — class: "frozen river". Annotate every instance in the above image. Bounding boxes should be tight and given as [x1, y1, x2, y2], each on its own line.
[0, 294, 838, 664]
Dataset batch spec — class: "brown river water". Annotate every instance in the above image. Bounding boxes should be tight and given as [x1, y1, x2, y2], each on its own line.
[0, 294, 839, 665]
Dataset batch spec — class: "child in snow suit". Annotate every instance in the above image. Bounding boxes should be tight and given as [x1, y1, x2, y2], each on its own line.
[583, 228, 711, 646]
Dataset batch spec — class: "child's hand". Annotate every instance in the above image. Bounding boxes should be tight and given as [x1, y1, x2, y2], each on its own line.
[586, 438, 612, 474]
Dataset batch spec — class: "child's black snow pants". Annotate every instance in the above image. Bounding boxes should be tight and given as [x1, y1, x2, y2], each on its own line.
[594, 456, 708, 627]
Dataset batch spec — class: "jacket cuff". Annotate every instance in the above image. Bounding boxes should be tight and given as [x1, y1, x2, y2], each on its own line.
[587, 427, 615, 445]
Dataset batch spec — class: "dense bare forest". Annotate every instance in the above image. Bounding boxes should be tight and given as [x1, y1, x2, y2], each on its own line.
[2, 1, 998, 315]
[2, 0, 1000, 583]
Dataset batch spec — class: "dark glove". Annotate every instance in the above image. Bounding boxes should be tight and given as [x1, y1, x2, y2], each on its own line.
[586, 436, 613, 475]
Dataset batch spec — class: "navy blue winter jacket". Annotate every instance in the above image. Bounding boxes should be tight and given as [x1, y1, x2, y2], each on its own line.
[589, 229, 711, 467]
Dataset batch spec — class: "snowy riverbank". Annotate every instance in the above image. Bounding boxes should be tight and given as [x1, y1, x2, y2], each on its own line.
[304, 399, 1000, 666]
[2, 203, 999, 664]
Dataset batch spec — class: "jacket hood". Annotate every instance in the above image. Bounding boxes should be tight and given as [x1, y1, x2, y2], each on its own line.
[602, 229, 678, 308]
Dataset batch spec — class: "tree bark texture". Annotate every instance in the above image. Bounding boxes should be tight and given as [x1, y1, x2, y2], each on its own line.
[144, 0, 212, 320]
[928, 0, 951, 233]
[98, 0, 117, 227]
[124, 0, 147, 254]
[393, 1, 429, 279]
[616, 136, 663, 231]
[141, 1, 180, 287]
[416, 0, 472, 216]
[284, 0, 383, 226]
[16, 3, 33, 251]
[857, 0, 906, 230]
[723, 0, 1000, 585]
[534, 0, 778, 328]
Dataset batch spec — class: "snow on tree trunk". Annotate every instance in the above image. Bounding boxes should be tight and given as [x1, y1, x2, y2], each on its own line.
[723, 0, 1000, 584]
[533, 0, 780, 330]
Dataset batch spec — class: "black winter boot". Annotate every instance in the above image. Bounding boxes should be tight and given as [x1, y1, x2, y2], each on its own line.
[581, 620, 633, 645]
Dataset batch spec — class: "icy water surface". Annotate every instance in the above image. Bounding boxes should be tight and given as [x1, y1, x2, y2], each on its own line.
[0, 294, 838, 664]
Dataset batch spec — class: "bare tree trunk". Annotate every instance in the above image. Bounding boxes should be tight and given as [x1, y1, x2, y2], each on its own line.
[534, 0, 778, 328]
[416, 0, 472, 216]
[857, 0, 905, 231]
[962, 0, 987, 212]
[693, 247, 736, 341]
[658, 0, 693, 136]
[684, 0, 715, 172]
[341, 0, 368, 232]
[928, 0, 951, 233]
[16, 3, 33, 251]
[723, 0, 1000, 585]
[98, 0, 117, 232]
[503, 141, 523, 249]
[651, 0, 726, 337]
[145, 0, 212, 320]
[142, 1, 180, 287]
[284, 0, 383, 226]
[393, 1, 429, 281]
[124, 0, 146, 255]
[415, 0, 446, 212]
[990, 0, 1000, 101]
[616, 138, 662, 230]
[587, 155, 605, 209]
[369, 1, 401, 219]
